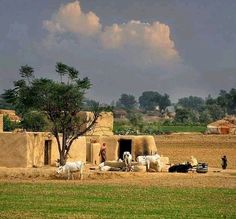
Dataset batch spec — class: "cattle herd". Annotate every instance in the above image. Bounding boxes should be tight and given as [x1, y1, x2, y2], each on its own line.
[56, 151, 208, 180]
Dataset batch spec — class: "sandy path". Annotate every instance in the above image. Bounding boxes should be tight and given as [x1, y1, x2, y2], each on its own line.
[0, 166, 235, 188]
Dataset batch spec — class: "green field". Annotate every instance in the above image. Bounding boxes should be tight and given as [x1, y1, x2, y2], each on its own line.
[160, 125, 206, 133]
[0, 182, 235, 218]
[114, 120, 207, 135]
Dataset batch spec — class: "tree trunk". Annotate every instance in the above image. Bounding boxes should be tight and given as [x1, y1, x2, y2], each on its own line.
[59, 152, 66, 166]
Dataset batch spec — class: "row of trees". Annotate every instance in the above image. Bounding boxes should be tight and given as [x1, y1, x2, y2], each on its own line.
[116, 91, 171, 111]
[116, 90, 235, 113]
[175, 91, 236, 124]
[115, 89, 236, 125]
[1, 63, 235, 138]
[113, 90, 236, 135]
[2, 87, 236, 129]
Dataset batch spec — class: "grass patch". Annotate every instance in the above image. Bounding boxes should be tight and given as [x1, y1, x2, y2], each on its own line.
[160, 125, 206, 133]
[0, 182, 235, 218]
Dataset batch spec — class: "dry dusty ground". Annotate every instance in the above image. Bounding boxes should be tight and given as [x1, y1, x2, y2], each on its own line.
[155, 134, 236, 168]
[1, 134, 235, 188]
[0, 165, 236, 189]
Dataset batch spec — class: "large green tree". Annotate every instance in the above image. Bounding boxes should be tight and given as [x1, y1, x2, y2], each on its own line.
[177, 96, 205, 112]
[174, 108, 199, 124]
[116, 93, 137, 110]
[217, 89, 236, 115]
[139, 91, 171, 111]
[4, 63, 107, 165]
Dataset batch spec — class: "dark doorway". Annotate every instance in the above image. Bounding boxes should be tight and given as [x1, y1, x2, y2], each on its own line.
[119, 139, 132, 159]
[44, 140, 52, 165]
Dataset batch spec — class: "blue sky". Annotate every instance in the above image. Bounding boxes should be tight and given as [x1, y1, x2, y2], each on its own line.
[0, 0, 235, 103]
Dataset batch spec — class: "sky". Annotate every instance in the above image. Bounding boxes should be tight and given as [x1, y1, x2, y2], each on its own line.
[0, 0, 236, 104]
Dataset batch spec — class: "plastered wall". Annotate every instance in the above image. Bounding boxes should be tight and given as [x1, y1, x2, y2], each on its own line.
[68, 136, 87, 162]
[87, 135, 157, 164]
[26, 132, 57, 167]
[0, 133, 28, 167]
[26, 133, 87, 167]
[79, 111, 113, 136]
[0, 132, 87, 168]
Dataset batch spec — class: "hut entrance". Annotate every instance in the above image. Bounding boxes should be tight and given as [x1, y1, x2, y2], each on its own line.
[119, 139, 132, 159]
[44, 140, 52, 165]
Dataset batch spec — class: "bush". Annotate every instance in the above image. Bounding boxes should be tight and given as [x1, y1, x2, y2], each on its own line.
[3, 115, 21, 131]
[21, 111, 50, 132]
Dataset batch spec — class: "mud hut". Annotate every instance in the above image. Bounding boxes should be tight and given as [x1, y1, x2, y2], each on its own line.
[0, 132, 86, 168]
[86, 135, 157, 164]
[0, 111, 158, 167]
[207, 117, 236, 134]
[78, 111, 113, 136]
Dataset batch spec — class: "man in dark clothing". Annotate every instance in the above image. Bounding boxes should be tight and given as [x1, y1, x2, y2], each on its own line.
[221, 155, 227, 169]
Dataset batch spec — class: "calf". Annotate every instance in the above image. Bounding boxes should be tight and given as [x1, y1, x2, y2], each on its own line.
[57, 161, 85, 180]
[123, 151, 132, 172]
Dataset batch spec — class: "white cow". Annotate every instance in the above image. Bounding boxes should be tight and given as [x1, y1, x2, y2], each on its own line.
[98, 162, 111, 171]
[136, 154, 160, 170]
[123, 151, 132, 172]
[57, 161, 85, 180]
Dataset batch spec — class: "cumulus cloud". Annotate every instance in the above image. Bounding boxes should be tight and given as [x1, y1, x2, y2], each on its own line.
[43, 1, 101, 36]
[43, 1, 180, 66]
[101, 20, 179, 61]
[40, 1, 184, 103]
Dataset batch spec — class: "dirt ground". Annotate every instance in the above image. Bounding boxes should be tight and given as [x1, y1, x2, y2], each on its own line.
[0, 165, 236, 189]
[155, 134, 236, 169]
[0, 133, 235, 188]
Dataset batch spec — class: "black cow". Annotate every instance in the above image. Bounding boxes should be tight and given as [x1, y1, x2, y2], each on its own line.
[168, 163, 192, 173]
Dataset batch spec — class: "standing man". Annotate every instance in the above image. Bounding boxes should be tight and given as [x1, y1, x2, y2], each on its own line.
[99, 143, 107, 163]
[221, 155, 227, 169]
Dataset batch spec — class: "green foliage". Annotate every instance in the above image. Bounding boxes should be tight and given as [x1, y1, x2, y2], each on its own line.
[19, 65, 34, 84]
[217, 88, 236, 115]
[199, 110, 213, 124]
[174, 108, 199, 125]
[0, 183, 235, 218]
[3, 115, 21, 131]
[0, 94, 13, 109]
[139, 91, 171, 111]
[160, 125, 206, 133]
[56, 62, 67, 82]
[206, 104, 225, 121]
[177, 96, 205, 112]
[127, 112, 144, 130]
[139, 91, 158, 111]
[21, 111, 50, 132]
[158, 93, 171, 112]
[116, 93, 137, 109]
[113, 120, 138, 135]
[114, 119, 206, 135]
[204, 89, 236, 117]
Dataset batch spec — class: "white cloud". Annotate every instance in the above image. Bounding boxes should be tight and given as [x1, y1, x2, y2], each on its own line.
[43, 1, 179, 64]
[42, 0, 182, 73]
[43, 1, 101, 36]
[101, 20, 179, 61]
